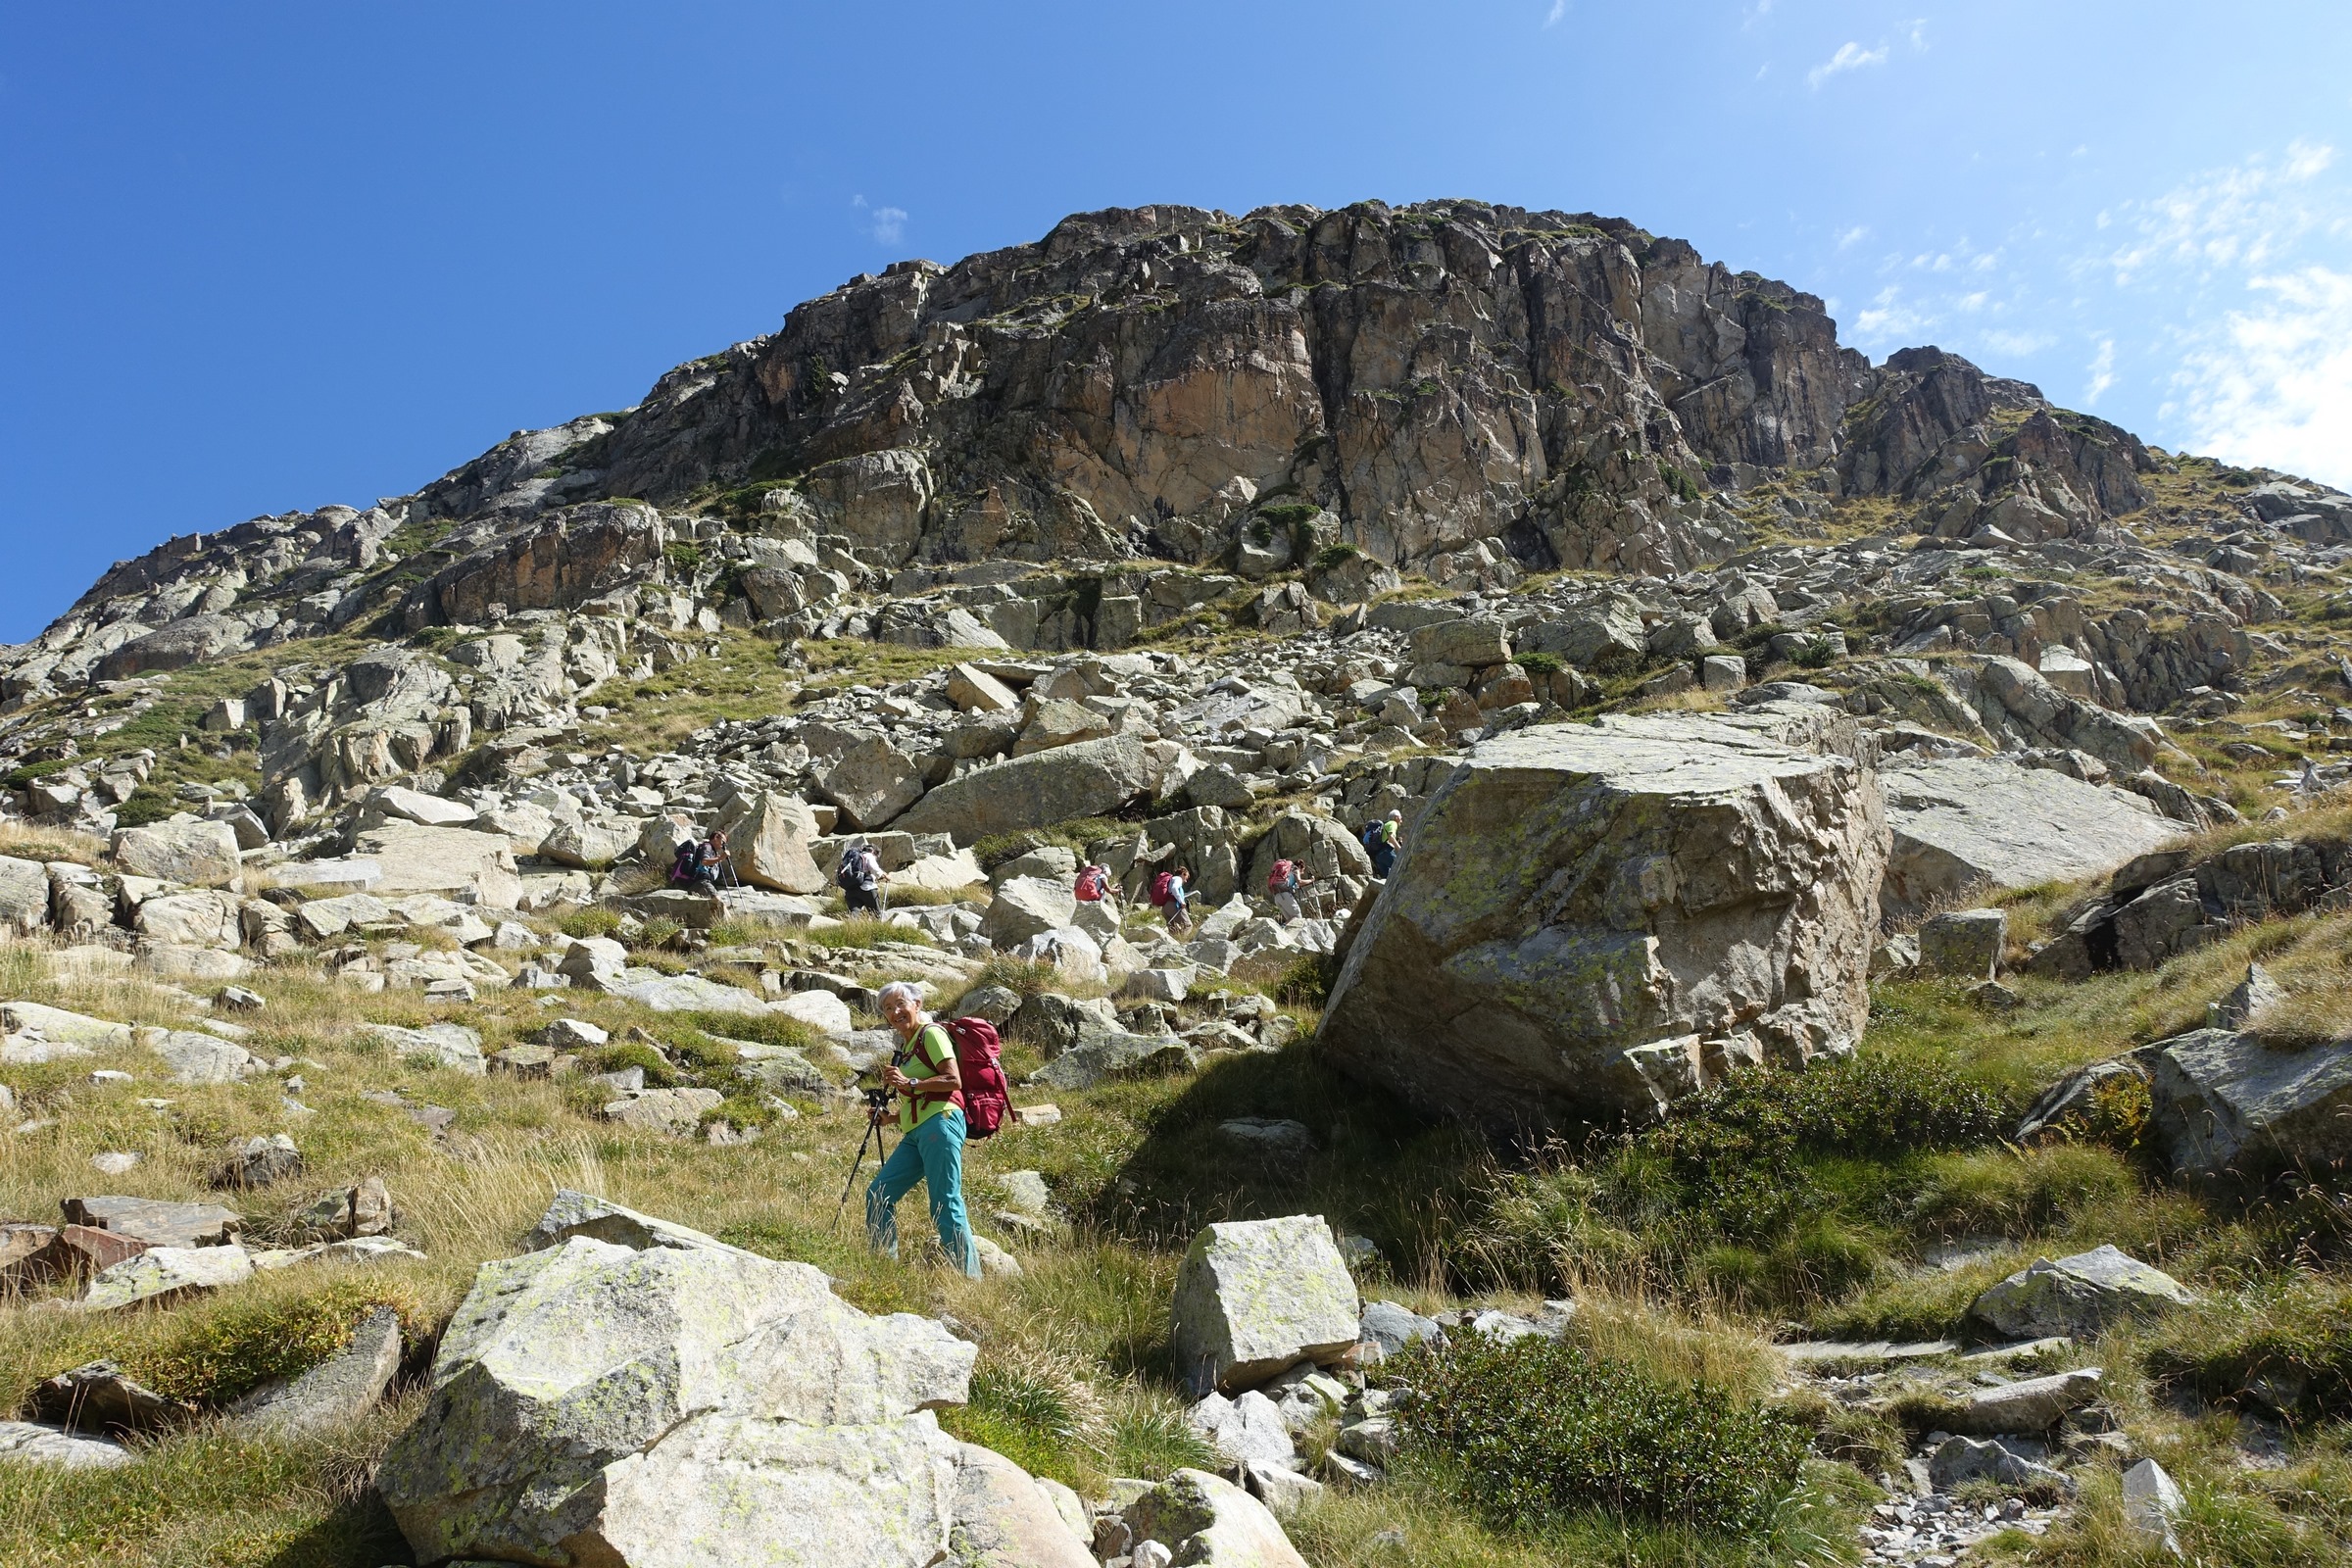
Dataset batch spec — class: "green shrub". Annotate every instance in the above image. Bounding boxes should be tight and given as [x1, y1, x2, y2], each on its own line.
[582, 1040, 676, 1087]
[111, 787, 179, 828]
[119, 1280, 422, 1406]
[636, 916, 682, 949]
[1791, 635, 1840, 670]
[1641, 1056, 2007, 1242]
[1310, 542, 1361, 571]
[698, 1095, 783, 1135]
[1394, 1334, 1811, 1536]
[1514, 650, 1564, 677]
[1256, 501, 1321, 529]
[1272, 954, 1331, 1007]
[557, 906, 622, 939]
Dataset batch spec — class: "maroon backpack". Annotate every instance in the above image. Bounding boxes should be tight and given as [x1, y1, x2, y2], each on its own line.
[944, 1016, 1011, 1138]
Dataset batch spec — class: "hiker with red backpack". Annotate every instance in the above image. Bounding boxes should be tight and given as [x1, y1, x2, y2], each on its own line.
[1073, 860, 1114, 908]
[864, 980, 1011, 1279]
[1266, 857, 1316, 923]
[1150, 863, 1195, 934]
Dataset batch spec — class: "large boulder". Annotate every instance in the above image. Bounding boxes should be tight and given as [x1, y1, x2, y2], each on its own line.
[819, 737, 926, 830]
[1170, 1215, 1361, 1396]
[378, 1233, 983, 1567]
[112, 819, 242, 885]
[979, 876, 1079, 948]
[1879, 758, 2179, 919]
[715, 791, 829, 894]
[1318, 710, 1886, 1131]
[899, 734, 1156, 845]
[2147, 1027, 2352, 1175]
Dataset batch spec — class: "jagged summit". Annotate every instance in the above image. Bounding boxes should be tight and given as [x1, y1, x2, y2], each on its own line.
[24, 200, 2167, 666]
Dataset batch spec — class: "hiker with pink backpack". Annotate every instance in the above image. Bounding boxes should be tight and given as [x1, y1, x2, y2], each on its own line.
[1266, 856, 1316, 923]
[864, 980, 1012, 1279]
[1149, 863, 1195, 934]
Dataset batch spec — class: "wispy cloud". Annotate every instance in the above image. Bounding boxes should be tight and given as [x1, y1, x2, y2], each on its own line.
[1807, 40, 1887, 90]
[2083, 338, 2116, 406]
[1544, 0, 1567, 26]
[1835, 224, 1869, 250]
[2168, 266, 2352, 485]
[852, 194, 908, 247]
[2104, 139, 2338, 283]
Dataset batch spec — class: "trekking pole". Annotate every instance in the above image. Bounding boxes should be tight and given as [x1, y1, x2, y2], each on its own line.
[832, 1089, 892, 1230]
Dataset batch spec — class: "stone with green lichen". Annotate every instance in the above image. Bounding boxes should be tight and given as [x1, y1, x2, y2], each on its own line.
[1317, 709, 1886, 1134]
[1123, 1467, 1310, 1568]
[1170, 1215, 1360, 1396]
[1969, 1244, 2194, 1339]
[378, 1235, 977, 1565]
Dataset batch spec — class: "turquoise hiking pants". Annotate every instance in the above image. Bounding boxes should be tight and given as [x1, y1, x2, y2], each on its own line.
[864, 1107, 980, 1278]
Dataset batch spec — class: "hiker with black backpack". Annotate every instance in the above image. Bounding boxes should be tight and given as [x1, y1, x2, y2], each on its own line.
[864, 981, 1010, 1278]
[837, 839, 886, 915]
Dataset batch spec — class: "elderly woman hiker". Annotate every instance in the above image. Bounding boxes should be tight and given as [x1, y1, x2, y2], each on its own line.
[864, 981, 981, 1278]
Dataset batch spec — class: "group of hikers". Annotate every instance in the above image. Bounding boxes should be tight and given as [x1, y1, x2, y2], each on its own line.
[856, 805, 1409, 1279]
[658, 807, 1409, 1281]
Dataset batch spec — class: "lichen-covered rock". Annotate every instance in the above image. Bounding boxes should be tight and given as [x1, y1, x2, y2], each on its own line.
[1123, 1467, 1310, 1568]
[2148, 1027, 2352, 1175]
[81, 1244, 255, 1309]
[378, 1235, 978, 1566]
[946, 1440, 1098, 1568]
[1318, 710, 1886, 1130]
[112, 819, 242, 885]
[1170, 1215, 1360, 1396]
[1969, 1245, 2193, 1339]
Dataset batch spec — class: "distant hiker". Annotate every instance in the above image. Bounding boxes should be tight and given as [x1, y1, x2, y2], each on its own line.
[1152, 864, 1195, 934]
[838, 839, 886, 915]
[865, 981, 981, 1279]
[1074, 860, 1113, 907]
[674, 831, 720, 892]
[1366, 809, 1403, 879]
[1266, 856, 1315, 923]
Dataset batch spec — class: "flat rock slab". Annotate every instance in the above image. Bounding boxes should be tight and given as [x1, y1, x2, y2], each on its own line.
[1880, 758, 2180, 918]
[62, 1196, 242, 1249]
[362, 1022, 486, 1074]
[1782, 1339, 1961, 1366]
[612, 973, 768, 1015]
[81, 1244, 254, 1309]
[1947, 1366, 2105, 1434]
[353, 822, 522, 909]
[0, 1419, 133, 1468]
[898, 734, 1157, 845]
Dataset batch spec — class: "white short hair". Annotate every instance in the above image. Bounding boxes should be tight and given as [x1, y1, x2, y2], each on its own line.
[875, 981, 924, 1010]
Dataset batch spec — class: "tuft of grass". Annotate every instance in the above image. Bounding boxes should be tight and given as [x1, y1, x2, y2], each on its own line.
[802, 915, 936, 952]
[555, 906, 622, 939]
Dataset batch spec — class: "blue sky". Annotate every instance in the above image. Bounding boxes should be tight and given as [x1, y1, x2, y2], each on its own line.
[3, 2, 2348, 640]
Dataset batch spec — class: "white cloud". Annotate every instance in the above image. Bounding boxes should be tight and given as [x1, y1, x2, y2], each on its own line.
[2083, 338, 2117, 406]
[1980, 329, 2055, 359]
[1544, 0, 1567, 26]
[2104, 139, 2339, 284]
[853, 196, 909, 246]
[1854, 285, 1926, 340]
[1907, 19, 1928, 51]
[1807, 40, 1887, 90]
[2168, 266, 2352, 488]
[1835, 224, 1869, 249]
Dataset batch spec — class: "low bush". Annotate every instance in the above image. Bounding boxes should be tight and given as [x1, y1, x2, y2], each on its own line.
[1394, 1333, 1812, 1536]
[556, 906, 622, 940]
[804, 915, 935, 952]
[94, 1278, 423, 1408]
[698, 1095, 784, 1136]
[581, 1040, 675, 1086]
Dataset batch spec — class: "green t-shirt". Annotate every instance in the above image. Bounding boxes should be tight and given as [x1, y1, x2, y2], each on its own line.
[897, 1022, 958, 1132]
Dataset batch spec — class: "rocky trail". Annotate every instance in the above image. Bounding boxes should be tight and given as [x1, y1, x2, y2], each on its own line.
[0, 200, 2349, 1567]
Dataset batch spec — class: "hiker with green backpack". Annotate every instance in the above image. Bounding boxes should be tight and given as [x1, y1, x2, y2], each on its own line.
[864, 981, 1011, 1279]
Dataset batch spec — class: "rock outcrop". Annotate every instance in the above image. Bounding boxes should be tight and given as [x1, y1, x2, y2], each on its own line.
[1878, 757, 2180, 919]
[1319, 709, 1886, 1130]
